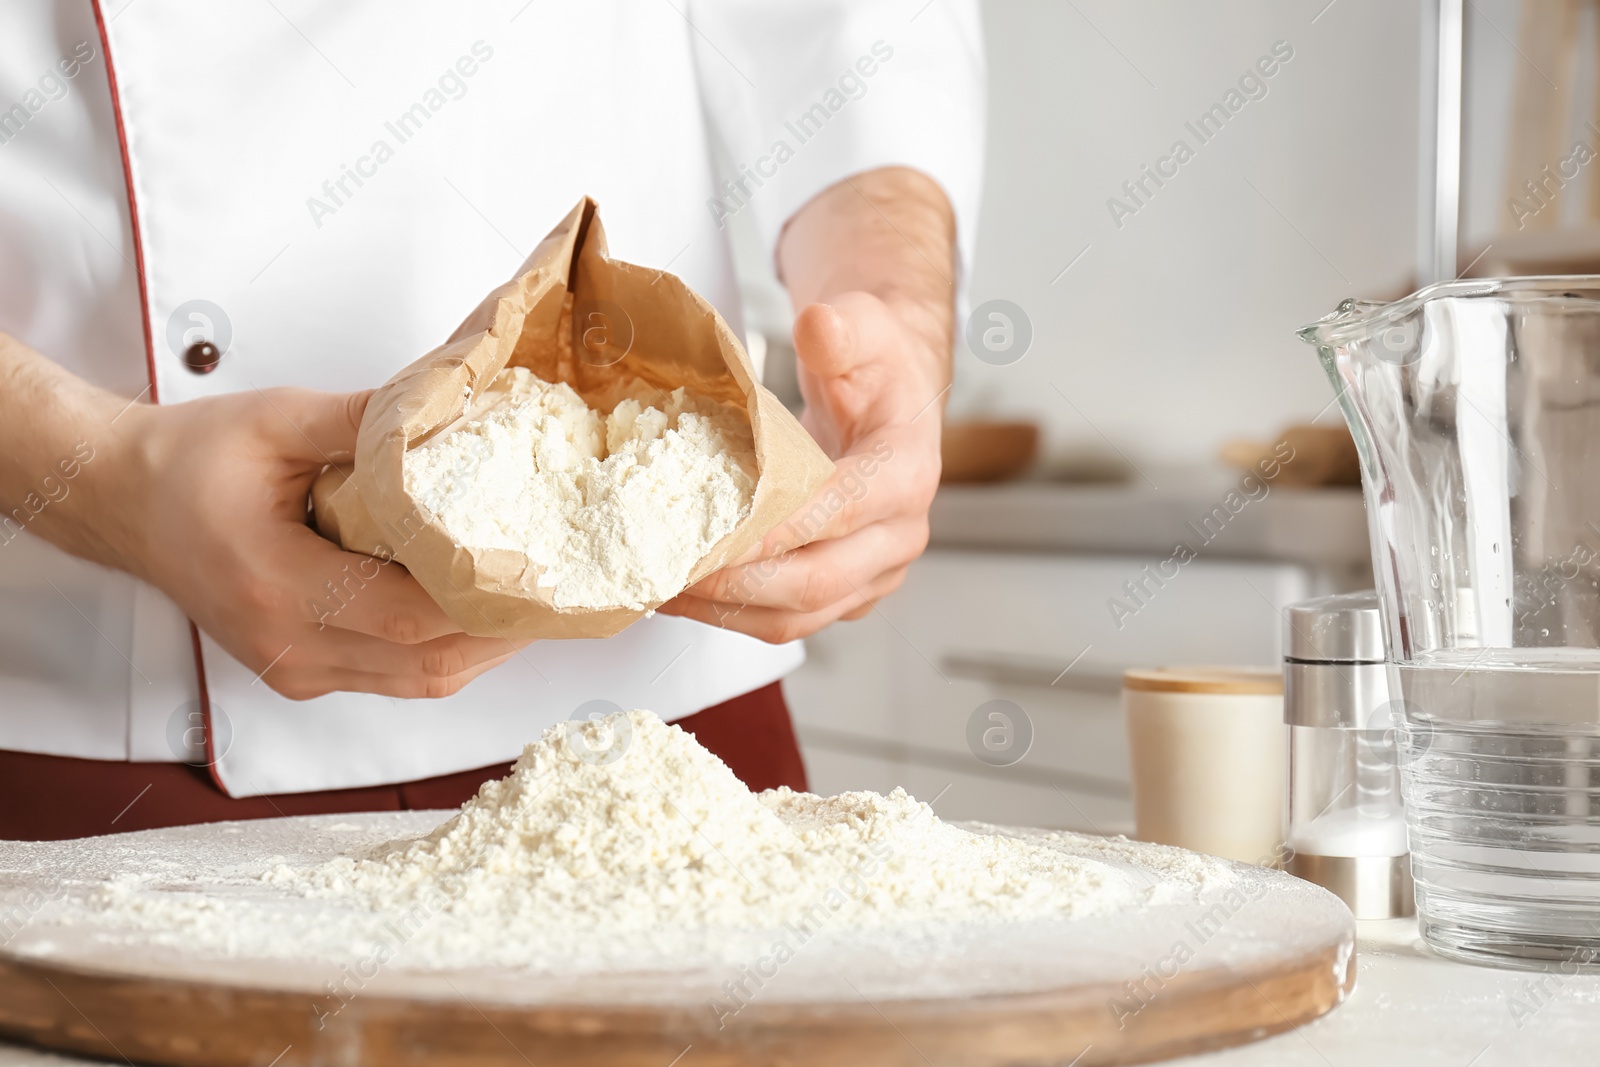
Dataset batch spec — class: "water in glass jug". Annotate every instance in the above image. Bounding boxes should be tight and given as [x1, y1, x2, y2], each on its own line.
[1301, 277, 1600, 970]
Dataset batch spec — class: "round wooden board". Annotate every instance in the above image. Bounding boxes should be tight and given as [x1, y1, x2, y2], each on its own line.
[0, 813, 1355, 1067]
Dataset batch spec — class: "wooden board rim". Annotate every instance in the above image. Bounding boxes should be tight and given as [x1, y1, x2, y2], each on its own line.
[0, 935, 1354, 1067]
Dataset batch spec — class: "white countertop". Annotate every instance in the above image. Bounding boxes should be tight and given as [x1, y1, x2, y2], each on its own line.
[1168, 918, 1600, 1066]
[3, 918, 1596, 1066]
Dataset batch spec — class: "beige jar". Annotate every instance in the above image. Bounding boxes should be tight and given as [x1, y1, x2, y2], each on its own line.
[1123, 667, 1285, 865]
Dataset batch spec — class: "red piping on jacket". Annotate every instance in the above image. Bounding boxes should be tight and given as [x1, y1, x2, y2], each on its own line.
[89, 1, 156, 403]
[91, 2, 228, 797]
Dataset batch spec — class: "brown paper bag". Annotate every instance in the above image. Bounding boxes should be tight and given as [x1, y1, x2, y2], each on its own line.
[311, 197, 835, 640]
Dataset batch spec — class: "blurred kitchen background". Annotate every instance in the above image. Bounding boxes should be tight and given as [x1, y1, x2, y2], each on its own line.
[731, 0, 1587, 833]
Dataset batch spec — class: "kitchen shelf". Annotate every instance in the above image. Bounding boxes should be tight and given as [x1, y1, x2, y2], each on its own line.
[929, 480, 1370, 569]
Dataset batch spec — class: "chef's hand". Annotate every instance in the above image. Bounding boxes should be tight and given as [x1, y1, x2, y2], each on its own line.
[663, 167, 954, 643]
[115, 388, 531, 700]
[36, 375, 524, 700]
[1, 331, 525, 700]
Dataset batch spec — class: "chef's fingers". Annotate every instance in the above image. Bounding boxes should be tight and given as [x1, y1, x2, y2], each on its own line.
[287, 525, 473, 644]
[724, 431, 935, 571]
[751, 455, 878, 552]
[295, 623, 531, 680]
[661, 568, 905, 644]
[253, 387, 373, 466]
[660, 566, 906, 644]
[268, 649, 523, 702]
[839, 600, 875, 621]
[682, 518, 923, 612]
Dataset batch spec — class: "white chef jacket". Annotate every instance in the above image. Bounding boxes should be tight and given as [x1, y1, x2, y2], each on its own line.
[0, 1, 984, 797]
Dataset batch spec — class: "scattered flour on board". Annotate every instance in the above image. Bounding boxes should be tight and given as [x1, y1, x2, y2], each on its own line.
[402, 367, 755, 610]
[80, 711, 1234, 972]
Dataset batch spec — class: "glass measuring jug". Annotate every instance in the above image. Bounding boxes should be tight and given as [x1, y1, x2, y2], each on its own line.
[1301, 277, 1600, 969]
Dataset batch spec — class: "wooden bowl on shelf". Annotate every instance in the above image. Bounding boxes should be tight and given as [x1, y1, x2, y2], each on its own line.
[940, 420, 1040, 484]
[1218, 424, 1360, 488]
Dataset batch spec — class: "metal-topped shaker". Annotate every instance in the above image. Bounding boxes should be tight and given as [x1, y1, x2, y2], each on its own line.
[1283, 591, 1414, 919]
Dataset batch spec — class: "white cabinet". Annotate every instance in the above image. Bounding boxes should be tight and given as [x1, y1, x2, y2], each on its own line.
[786, 548, 1320, 833]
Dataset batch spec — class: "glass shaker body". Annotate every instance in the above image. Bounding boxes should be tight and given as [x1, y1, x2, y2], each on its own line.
[1284, 592, 1414, 919]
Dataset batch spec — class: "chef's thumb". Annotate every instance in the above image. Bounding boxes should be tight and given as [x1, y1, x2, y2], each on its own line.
[792, 302, 859, 380]
[267, 387, 373, 465]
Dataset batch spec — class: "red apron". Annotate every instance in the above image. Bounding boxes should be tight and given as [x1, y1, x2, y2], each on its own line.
[0, 682, 806, 842]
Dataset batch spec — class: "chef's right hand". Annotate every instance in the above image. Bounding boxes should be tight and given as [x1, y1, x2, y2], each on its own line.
[114, 388, 530, 700]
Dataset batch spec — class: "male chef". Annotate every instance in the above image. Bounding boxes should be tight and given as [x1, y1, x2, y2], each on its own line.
[0, 1, 983, 839]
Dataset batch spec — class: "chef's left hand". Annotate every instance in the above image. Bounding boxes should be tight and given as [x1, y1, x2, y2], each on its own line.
[662, 165, 955, 644]
[664, 295, 945, 642]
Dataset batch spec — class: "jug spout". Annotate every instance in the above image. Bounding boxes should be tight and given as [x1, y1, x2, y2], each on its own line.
[1299, 276, 1600, 667]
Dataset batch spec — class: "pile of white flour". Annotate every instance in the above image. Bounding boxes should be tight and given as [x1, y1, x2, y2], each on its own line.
[79, 711, 1233, 973]
[403, 368, 755, 609]
[276, 711, 1143, 933]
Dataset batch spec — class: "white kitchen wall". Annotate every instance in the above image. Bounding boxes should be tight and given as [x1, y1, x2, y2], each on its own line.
[961, 0, 1423, 467]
